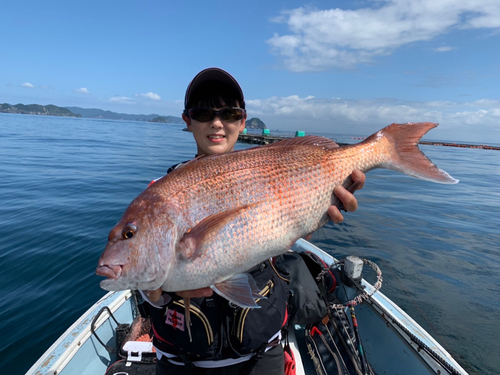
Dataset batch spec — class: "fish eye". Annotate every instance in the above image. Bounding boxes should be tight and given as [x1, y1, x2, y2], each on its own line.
[122, 224, 137, 240]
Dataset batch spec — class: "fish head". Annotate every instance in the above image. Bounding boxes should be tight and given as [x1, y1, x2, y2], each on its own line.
[96, 196, 179, 291]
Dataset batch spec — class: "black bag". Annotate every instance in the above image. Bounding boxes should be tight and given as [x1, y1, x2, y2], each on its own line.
[304, 308, 374, 375]
[299, 251, 339, 303]
[105, 359, 156, 375]
[276, 251, 338, 325]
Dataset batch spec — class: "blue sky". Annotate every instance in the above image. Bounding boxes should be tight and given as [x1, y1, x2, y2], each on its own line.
[1, 0, 499, 143]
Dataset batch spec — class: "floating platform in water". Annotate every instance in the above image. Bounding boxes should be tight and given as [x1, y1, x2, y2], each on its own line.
[238, 133, 289, 145]
[418, 141, 500, 150]
[238, 133, 350, 146]
[238, 134, 499, 150]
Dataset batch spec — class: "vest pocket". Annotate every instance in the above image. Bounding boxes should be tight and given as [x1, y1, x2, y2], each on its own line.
[229, 271, 289, 354]
[234, 279, 274, 343]
[171, 300, 214, 346]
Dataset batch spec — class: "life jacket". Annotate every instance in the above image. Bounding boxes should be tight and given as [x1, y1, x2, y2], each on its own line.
[147, 259, 290, 361]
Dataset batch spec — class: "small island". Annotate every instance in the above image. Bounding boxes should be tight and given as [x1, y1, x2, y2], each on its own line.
[0, 103, 81, 117]
[246, 117, 267, 129]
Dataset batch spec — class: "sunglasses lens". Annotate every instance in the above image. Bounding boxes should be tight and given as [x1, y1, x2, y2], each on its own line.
[190, 108, 214, 122]
[189, 108, 245, 122]
[220, 108, 244, 121]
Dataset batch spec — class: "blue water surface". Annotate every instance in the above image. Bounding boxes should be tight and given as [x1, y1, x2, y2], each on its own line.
[0, 114, 498, 374]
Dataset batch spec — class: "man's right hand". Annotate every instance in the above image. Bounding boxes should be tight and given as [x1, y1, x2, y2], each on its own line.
[176, 288, 213, 299]
[145, 287, 213, 303]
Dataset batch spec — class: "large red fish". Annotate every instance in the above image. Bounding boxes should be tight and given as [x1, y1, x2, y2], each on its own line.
[96, 122, 457, 308]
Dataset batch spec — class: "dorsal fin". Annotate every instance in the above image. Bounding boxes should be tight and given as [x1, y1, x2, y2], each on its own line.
[260, 135, 340, 149]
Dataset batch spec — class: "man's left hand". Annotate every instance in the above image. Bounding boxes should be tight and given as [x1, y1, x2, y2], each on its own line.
[328, 169, 365, 224]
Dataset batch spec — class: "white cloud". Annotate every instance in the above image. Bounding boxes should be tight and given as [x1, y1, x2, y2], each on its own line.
[268, 1, 500, 71]
[434, 46, 455, 52]
[22, 82, 35, 88]
[109, 96, 135, 104]
[139, 92, 161, 101]
[75, 87, 90, 94]
[246, 95, 500, 142]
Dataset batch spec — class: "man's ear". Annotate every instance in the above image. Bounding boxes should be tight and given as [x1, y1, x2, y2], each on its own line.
[182, 113, 192, 131]
[239, 117, 246, 133]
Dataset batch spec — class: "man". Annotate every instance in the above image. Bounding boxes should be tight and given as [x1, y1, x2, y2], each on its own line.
[142, 67, 366, 375]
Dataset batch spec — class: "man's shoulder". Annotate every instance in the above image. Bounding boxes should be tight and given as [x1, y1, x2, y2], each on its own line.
[166, 161, 186, 174]
[148, 160, 190, 187]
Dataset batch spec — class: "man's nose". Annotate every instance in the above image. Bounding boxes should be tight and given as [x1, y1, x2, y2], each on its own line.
[210, 116, 223, 128]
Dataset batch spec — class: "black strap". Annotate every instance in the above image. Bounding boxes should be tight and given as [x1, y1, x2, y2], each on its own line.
[176, 351, 204, 375]
[238, 337, 280, 375]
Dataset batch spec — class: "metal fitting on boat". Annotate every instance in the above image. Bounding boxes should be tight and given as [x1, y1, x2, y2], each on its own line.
[344, 256, 364, 280]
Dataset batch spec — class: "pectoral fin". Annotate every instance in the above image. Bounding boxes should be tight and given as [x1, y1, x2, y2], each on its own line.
[178, 204, 257, 260]
[211, 273, 265, 308]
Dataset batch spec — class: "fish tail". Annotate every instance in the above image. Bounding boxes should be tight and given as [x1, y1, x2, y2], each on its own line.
[368, 122, 458, 184]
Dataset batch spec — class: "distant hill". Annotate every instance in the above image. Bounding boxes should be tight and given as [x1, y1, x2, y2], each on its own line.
[246, 117, 267, 129]
[0, 103, 81, 117]
[66, 107, 183, 123]
[150, 116, 168, 123]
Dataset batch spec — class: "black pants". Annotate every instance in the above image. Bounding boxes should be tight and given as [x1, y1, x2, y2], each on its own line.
[155, 345, 285, 375]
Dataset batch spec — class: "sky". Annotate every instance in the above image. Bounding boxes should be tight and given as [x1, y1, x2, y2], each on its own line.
[1, 0, 499, 143]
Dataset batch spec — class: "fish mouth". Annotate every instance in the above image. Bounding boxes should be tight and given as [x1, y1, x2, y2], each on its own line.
[96, 264, 123, 280]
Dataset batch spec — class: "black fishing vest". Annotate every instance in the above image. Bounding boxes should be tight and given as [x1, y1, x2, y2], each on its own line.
[148, 259, 289, 361]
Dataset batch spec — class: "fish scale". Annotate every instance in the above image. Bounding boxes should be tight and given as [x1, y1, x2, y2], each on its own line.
[97, 122, 457, 308]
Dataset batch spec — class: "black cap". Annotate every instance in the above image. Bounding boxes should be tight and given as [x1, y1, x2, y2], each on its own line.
[184, 67, 245, 109]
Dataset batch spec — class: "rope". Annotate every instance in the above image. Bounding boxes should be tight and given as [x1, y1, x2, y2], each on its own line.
[330, 258, 383, 309]
[327, 258, 462, 375]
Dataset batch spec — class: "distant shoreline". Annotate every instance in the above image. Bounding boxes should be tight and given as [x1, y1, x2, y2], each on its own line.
[2, 110, 496, 150]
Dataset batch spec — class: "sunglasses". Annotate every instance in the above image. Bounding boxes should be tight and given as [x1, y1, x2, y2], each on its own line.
[185, 107, 246, 123]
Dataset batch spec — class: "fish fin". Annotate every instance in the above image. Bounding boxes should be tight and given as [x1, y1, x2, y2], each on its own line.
[184, 297, 193, 342]
[178, 203, 257, 260]
[211, 273, 264, 308]
[262, 135, 340, 149]
[367, 122, 459, 184]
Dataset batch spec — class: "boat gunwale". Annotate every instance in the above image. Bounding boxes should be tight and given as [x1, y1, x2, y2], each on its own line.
[25, 290, 132, 375]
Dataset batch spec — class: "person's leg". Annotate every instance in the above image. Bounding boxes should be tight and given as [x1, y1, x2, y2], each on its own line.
[249, 345, 285, 375]
[156, 358, 201, 375]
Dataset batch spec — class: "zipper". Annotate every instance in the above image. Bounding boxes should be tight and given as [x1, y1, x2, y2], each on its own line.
[235, 279, 274, 343]
[172, 300, 214, 345]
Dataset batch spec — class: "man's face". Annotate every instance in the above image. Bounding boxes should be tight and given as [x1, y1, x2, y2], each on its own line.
[184, 107, 246, 156]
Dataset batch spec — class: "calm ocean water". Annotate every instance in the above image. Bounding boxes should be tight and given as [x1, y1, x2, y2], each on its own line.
[0, 114, 498, 375]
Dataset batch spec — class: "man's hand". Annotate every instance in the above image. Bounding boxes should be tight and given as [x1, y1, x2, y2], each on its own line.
[328, 169, 365, 224]
[144, 287, 213, 303]
[144, 288, 163, 303]
[175, 288, 213, 299]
